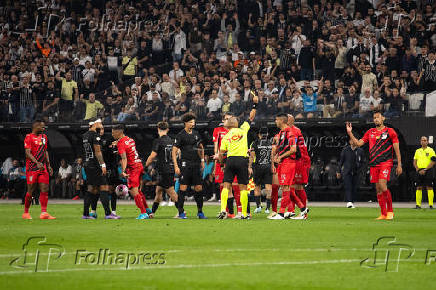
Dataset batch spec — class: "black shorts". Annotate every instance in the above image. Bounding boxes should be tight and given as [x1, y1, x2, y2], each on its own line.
[157, 171, 175, 189]
[179, 162, 202, 186]
[415, 169, 434, 187]
[254, 165, 272, 185]
[106, 168, 120, 186]
[224, 157, 249, 185]
[84, 165, 108, 186]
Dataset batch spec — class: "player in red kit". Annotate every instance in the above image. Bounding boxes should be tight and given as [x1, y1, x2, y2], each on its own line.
[212, 113, 241, 218]
[112, 124, 151, 219]
[269, 114, 309, 220]
[288, 114, 311, 216]
[346, 110, 402, 220]
[22, 119, 55, 219]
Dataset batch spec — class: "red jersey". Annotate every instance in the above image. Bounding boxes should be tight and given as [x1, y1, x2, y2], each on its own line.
[290, 125, 310, 162]
[276, 127, 297, 163]
[213, 127, 229, 152]
[362, 127, 399, 167]
[24, 133, 48, 172]
[117, 136, 142, 169]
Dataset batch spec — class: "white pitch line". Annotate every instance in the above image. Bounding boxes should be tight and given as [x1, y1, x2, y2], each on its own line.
[0, 259, 363, 275]
[0, 248, 372, 258]
[1, 247, 433, 259]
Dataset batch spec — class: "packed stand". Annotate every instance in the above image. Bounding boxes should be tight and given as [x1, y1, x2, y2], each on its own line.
[0, 0, 435, 123]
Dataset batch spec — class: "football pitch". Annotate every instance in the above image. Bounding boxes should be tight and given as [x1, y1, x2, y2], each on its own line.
[0, 203, 435, 290]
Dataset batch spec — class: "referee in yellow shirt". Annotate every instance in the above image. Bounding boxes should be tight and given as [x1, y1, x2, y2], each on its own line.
[413, 136, 435, 209]
[218, 93, 258, 219]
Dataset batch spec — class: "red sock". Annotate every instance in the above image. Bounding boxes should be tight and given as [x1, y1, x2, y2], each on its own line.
[287, 199, 295, 213]
[377, 194, 387, 216]
[383, 190, 393, 212]
[271, 184, 279, 212]
[134, 194, 147, 213]
[40, 192, 48, 213]
[139, 191, 149, 209]
[296, 189, 307, 208]
[289, 188, 304, 209]
[24, 192, 32, 213]
[279, 191, 290, 214]
[233, 185, 241, 213]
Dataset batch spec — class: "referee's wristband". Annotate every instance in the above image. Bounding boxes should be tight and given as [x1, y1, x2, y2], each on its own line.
[100, 163, 106, 168]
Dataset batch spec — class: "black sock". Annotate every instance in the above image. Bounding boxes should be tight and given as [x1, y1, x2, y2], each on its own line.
[279, 212, 284, 217]
[174, 201, 179, 210]
[255, 196, 261, 208]
[99, 191, 112, 216]
[227, 197, 234, 214]
[152, 202, 159, 213]
[178, 191, 185, 214]
[194, 191, 203, 213]
[83, 191, 92, 216]
[266, 198, 271, 210]
[110, 192, 117, 212]
[91, 193, 99, 211]
[247, 199, 251, 214]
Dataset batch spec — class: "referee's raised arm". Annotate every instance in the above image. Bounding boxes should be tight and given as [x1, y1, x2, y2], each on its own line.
[248, 91, 259, 122]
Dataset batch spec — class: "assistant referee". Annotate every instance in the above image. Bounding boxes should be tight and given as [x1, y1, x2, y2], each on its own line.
[413, 136, 435, 209]
[218, 93, 258, 219]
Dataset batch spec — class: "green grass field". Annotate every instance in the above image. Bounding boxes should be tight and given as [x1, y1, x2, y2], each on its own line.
[0, 203, 435, 290]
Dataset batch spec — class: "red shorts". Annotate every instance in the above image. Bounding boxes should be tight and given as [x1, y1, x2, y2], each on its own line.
[293, 160, 310, 185]
[277, 162, 296, 186]
[127, 166, 144, 189]
[215, 163, 238, 184]
[26, 170, 49, 185]
[370, 165, 392, 183]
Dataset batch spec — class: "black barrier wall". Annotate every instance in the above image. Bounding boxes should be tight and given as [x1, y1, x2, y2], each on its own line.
[1, 117, 434, 201]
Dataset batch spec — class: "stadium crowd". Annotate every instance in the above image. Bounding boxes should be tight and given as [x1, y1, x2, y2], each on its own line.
[0, 0, 435, 123]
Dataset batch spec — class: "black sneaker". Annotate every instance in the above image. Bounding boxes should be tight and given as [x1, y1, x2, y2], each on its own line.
[217, 211, 227, 219]
[430, 206, 434, 209]
[416, 205, 421, 209]
[240, 215, 251, 220]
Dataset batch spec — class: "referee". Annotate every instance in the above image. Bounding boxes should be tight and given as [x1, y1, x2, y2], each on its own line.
[413, 136, 435, 209]
[218, 93, 259, 219]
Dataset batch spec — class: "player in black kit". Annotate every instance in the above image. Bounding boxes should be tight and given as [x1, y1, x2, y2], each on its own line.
[145, 121, 179, 217]
[172, 113, 207, 219]
[82, 118, 120, 219]
[100, 127, 120, 216]
[249, 127, 273, 214]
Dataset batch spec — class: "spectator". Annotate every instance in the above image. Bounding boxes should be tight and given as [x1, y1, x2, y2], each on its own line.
[7, 160, 25, 199]
[221, 95, 231, 115]
[55, 159, 73, 199]
[298, 40, 315, 81]
[56, 71, 78, 122]
[302, 84, 321, 119]
[344, 86, 360, 118]
[230, 93, 246, 119]
[173, 23, 187, 62]
[117, 97, 137, 122]
[121, 49, 137, 84]
[206, 89, 223, 119]
[359, 88, 376, 119]
[359, 64, 378, 95]
[290, 91, 304, 119]
[82, 93, 104, 121]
